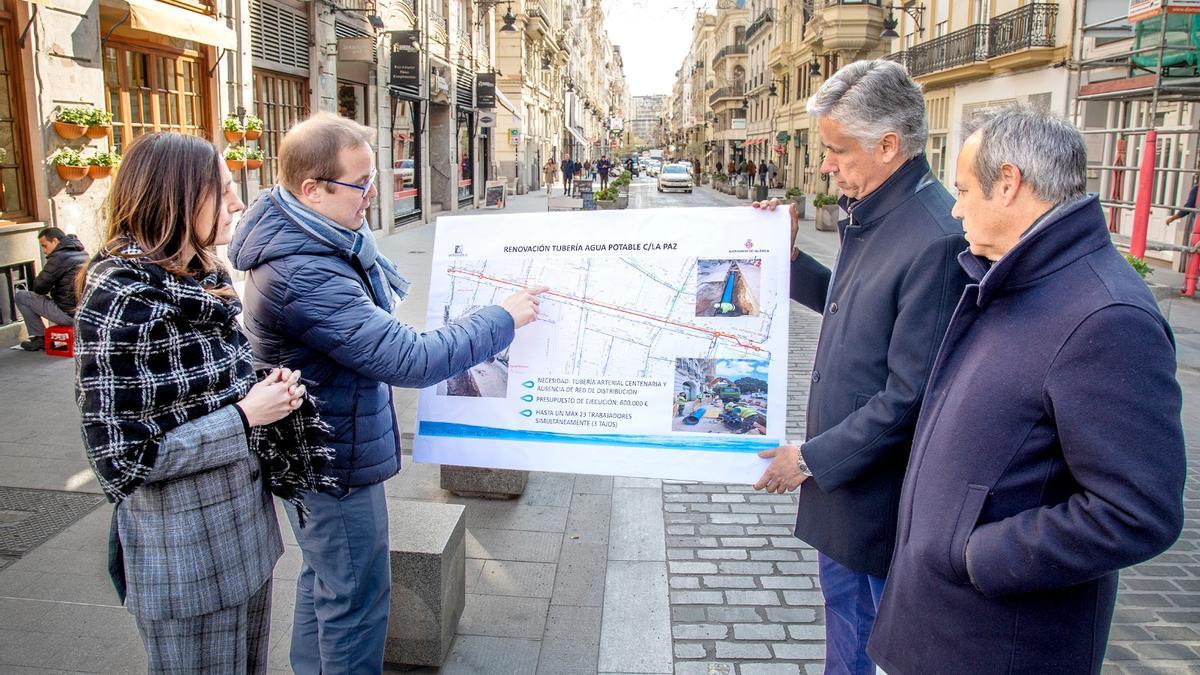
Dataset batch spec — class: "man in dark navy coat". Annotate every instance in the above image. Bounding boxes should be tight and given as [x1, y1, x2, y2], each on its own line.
[868, 108, 1186, 674]
[753, 59, 970, 674]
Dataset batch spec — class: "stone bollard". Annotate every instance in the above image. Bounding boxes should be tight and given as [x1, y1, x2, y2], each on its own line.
[440, 465, 527, 498]
[383, 499, 467, 668]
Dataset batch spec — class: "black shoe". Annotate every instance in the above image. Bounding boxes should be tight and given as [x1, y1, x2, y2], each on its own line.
[18, 338, 43, 351]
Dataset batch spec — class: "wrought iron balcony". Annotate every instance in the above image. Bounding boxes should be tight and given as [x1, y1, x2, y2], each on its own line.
[745, 7, 775, 41]
[711, 43, 747, 68]
[904, 24, 989, 77]
[709, 82, 745, 106]
[988, 3, 1058, 58]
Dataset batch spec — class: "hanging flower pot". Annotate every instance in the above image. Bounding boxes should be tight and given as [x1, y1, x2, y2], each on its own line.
[244, 147, 264, 171]
[53, 120, 87, 140]
[222, 115, 246, 144]
[224, 129, 245, 143]
[244, 115, 263, 141]
[86, 165, 112, 179]
[85, 124, 111, 139]
[56, 163, 87, 180]
[224, 145, 247, 173]
[225, 158, 246, 171]
[245, 157, 263, 170]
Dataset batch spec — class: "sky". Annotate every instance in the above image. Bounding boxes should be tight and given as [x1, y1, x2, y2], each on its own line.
[716, 359, 770, 381]
[603, 0, 716, 97]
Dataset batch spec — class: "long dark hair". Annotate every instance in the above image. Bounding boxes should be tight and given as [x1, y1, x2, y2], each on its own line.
[88, 132, 227, 294]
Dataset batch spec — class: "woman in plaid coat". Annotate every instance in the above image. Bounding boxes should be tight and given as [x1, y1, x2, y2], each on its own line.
[75, 133, 326, 673]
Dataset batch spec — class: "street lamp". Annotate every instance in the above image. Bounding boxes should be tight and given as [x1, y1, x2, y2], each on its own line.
[880, 3, 926, 39]
[809, 60, 821, 77]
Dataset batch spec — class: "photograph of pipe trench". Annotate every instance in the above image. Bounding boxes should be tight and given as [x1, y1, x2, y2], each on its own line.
[437, 304, 511, 397]
[695, 258, 762, 317]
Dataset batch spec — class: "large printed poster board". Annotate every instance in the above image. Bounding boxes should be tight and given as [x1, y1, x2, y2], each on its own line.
[413, 207, 792, 484]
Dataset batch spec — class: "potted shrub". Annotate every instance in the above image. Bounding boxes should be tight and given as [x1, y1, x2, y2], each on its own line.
[53, 107, 91, 140]
[595, 186, 618, 209]
[224, 145, 247, 172]
[85, 149, 120, 179]
[813, 192, 839, 231]
[244, 115, 264, 141]
[245, 146, 264, 170]
[85, 108, 113, 139]
[223, 116, 245, 143]
[786, 187, 807, 220]
[49, 147, 88, 180]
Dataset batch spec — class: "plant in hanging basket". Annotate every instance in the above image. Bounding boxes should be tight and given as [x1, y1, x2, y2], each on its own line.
[223, 116, 246, 142]
[244, 115, 264, 141]
[53, 107, 91, 140]
[85, 149, 120, 179]
[49, 147, 88, 180]
[245, 146, 264, 170]
[85, 108, 113, 139]
[224, 145, 247, 171]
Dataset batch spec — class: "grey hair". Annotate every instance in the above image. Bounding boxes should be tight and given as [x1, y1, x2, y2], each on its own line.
[806, 59, 928, 158]
[962, 107, 1087, 204]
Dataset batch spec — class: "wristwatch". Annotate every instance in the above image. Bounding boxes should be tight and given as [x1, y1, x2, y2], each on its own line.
[796, 445, 813, 478]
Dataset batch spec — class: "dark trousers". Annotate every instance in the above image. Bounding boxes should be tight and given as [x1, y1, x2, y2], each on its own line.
[818, 553, 886, 675]
[600, 173, 609, 189]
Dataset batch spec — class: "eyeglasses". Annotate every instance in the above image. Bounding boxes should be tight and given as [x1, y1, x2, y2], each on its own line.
[318, 166, 378, 195]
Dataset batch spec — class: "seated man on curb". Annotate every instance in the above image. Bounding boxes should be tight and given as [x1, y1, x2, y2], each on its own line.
[13, 227, 88, 351]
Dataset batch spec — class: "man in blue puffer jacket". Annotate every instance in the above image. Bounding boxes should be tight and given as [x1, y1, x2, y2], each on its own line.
[229, 112, 543, 674]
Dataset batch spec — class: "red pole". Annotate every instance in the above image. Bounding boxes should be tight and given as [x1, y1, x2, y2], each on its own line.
[1130, 130, 1157, 259]
[1184, 225, 1200, 297]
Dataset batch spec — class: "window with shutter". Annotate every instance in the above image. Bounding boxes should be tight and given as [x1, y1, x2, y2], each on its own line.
[251, 0, 311, 77]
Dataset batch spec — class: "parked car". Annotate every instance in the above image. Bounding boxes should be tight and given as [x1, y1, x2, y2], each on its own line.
[657, 163, 693, 193]
[645, 160, 661, 177]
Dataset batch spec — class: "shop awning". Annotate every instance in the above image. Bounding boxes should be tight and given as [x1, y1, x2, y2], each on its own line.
[99, 0, 237, 50]
[495, 88, 523, 123]
[566, 125, 588, 148]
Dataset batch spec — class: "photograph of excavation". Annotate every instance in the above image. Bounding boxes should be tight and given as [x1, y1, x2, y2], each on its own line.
[671, 357, 768, 435]
[437, 305, 511, 397]
[695, 259, 762, 317]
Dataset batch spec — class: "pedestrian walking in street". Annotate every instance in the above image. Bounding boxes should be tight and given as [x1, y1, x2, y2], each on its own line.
[542, 158, 556, 193]
[745, 159, 757, 186]
[1166, 172, 1198, 231]
[560, 154, 574, 195]
[751, 59, 970, 675]
[75, 132, 335, 674]
[726, 159, 736, 176]
[11, 227, 87, 351]
[598, 155, 611, 189]
[868, 107, 1186, 675]
[767, 160, 778, 188]
[228, 113, 545, 675]
[583, 160, 592, 187]
[758, 160, 768, 187]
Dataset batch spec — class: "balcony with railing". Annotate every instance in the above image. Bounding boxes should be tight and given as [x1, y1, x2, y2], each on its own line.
[988, 3, 1058, 58]
[709, 81, 745, 106]
[903, 24, 990, 78]
[890, 3, 1059, 80]
[745, 7, 775, 42]
[711, 43, 747, 68]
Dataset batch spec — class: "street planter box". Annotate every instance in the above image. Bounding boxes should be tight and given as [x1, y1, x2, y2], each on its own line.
[596, 199, 618, 210]
[736, 184, 748, 199]
[815, 204, 839, 232]
[616, 194, 629, 209]
[790, 197, 807, 220]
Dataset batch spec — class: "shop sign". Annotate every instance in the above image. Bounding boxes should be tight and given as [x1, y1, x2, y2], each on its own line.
[388, 31, 421, 98]
[476, 73, 496, 109]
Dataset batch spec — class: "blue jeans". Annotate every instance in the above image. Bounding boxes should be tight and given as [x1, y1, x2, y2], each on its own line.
[285, 482, 390, 675]
[818, 553, 886, 675]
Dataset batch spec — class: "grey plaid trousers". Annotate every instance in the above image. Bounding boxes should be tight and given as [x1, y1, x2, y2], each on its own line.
[134, 578, 271, 674]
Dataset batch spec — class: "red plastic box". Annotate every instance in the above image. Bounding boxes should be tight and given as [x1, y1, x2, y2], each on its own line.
[45, 325, 74, 357]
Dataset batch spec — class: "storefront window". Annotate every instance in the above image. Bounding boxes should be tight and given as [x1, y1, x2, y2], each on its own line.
[457, 110, 474, 206]
[393, 97, 420, 223]
[103, 43, 207, 154]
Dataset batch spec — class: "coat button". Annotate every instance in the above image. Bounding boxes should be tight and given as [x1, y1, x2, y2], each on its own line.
[829, 302, 839, 315]
[811, 370, 820, 383]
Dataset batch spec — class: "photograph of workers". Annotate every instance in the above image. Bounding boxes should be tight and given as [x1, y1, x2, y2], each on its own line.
[695, 258, 762, 317]
[671, 357, 768, 434]
[436, 304, 511, 397]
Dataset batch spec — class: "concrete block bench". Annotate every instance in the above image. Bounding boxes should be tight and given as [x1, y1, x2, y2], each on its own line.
[383, 499, 467, 668]
[440, 465, 527, 498]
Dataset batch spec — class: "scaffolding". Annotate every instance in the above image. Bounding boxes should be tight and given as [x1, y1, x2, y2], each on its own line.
[1075, 5, 1200, 296]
